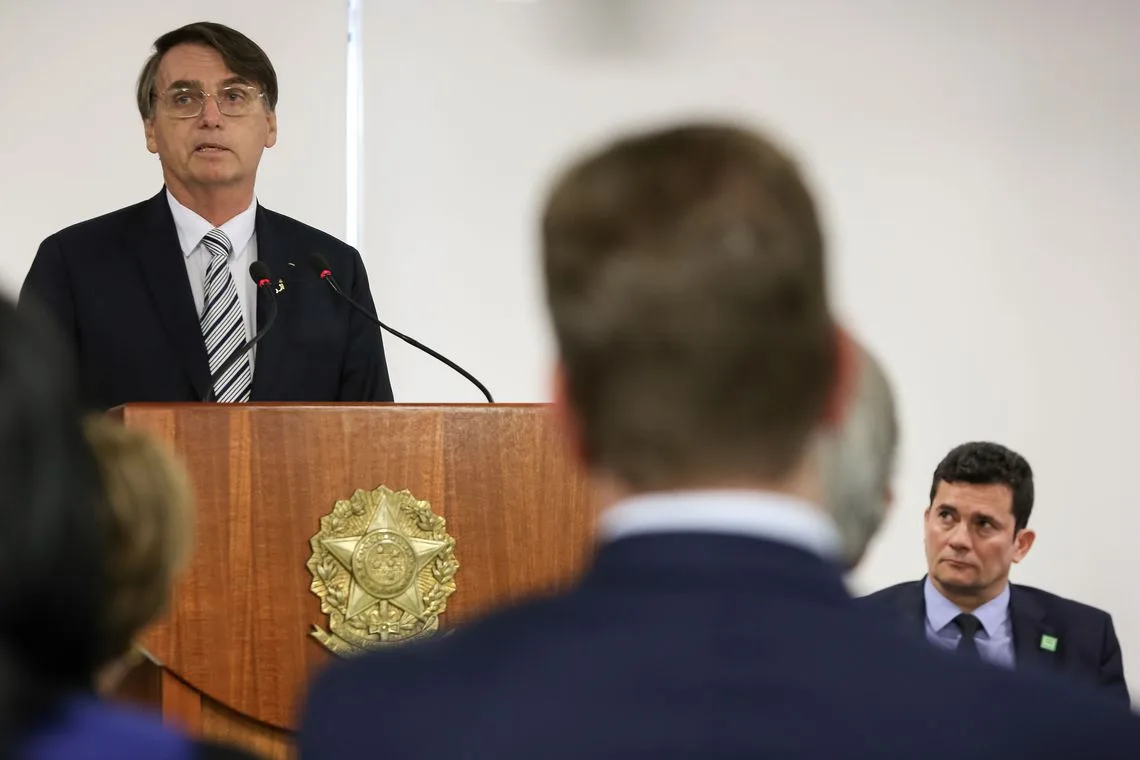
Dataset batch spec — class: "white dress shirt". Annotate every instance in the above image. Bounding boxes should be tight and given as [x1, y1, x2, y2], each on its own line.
[597, 489, 842, 561]
[165, 190, 258, 366]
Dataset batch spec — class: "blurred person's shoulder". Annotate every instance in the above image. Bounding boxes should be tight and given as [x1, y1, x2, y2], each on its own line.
[298, 591, 582, 748]
[904, 640, 1140, 756]
[304, 591, 575, 695]
[22, 695, 262, 760]
[22, 694, 192, 760]
[836, 612, 1140, 757]
[300, 575, 1140, 759]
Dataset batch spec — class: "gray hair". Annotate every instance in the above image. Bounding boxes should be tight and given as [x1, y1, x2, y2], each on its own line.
[818, 344, 899, 569]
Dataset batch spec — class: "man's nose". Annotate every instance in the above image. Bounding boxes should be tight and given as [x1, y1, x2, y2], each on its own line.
[198, 94, 224, 125]
[947, 522, 972, 551]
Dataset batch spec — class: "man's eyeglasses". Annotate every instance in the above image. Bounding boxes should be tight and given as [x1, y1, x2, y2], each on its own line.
[155, 84, 266, 119]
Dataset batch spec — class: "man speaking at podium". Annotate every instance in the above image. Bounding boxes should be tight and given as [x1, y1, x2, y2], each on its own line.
[20, 22, 393, 409]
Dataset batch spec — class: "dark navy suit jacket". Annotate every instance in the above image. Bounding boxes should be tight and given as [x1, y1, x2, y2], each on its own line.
[20, 190, 393, 409]
[860, 578, 1129, 705]
[298, 533, 1140, 759]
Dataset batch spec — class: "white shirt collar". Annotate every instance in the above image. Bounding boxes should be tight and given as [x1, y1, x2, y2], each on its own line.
[166, 189, 257, 258]
[597, 489, 841, 561]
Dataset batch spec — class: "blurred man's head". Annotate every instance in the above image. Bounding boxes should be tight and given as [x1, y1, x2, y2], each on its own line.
[923, 441, 1035, 610]
[817, 345, 898, 569]
[542, 123, 852, 496]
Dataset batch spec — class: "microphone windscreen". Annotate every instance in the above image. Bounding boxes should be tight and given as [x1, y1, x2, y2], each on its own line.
[248, 261, 272, 284]
[308, 252, 333, 277]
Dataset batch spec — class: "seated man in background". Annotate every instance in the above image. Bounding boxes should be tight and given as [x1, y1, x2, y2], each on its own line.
[861, 441, 1128, 704]
[0, 296, 257, 759]
[298, 122, 1140, 758]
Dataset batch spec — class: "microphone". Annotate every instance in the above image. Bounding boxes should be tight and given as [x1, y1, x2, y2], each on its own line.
[203, 261, 280, 403]
[307, 252, 494, 403]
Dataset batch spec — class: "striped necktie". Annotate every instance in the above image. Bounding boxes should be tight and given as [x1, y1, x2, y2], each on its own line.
[200, 228, 252, 402]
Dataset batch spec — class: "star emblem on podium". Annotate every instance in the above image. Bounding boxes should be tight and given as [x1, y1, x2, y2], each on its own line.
[321, 494, 446, 621]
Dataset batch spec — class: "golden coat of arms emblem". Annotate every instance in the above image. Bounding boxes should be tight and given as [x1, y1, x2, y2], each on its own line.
[307, 486, 459, 655]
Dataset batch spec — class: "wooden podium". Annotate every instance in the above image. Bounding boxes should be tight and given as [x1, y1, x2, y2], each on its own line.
[109, 403, 594, 759]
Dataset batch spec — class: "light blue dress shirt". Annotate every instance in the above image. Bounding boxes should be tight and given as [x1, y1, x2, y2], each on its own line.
[924, 576, 1015, 669]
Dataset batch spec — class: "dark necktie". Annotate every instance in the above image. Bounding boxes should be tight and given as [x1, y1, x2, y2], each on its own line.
[952, 613, 983, 659]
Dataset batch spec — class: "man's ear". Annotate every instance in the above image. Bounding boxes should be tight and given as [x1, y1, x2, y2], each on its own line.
[820, 323, 857, 430]
[265, 109, 278, 149]
[1012, 529, 1036, 563]
[144, 119, 158, 154]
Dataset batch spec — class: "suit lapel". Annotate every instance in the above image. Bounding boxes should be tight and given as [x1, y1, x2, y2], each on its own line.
[249, 204, 289, 400]
[128, 189, 212, 400]
[1010, 585, 1059, 673]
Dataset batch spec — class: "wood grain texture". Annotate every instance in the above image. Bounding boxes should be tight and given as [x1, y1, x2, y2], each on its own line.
[112, 403, 594, 737]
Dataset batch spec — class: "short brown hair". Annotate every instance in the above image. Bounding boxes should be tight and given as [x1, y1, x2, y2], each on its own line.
[543, 123, 835, 488]
[136, 21, 279, 120]
[85, 417, 193, 661]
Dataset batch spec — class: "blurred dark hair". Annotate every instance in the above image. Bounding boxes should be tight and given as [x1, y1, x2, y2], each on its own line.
[930, 441, 1034, 533]
[0, 297, 106, 758]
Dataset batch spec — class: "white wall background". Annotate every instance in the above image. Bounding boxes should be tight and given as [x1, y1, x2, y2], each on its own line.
[361, 0, 1140, 695]
[3, 0, 1139, 700]
[0, 0, 348, 294]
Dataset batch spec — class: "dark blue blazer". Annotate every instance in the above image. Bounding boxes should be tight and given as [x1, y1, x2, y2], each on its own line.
[22, 696, 257, 760]
[298, 533, 1140, 759]
[860, 578, 1129, 705]
[19, 190, 393, 409]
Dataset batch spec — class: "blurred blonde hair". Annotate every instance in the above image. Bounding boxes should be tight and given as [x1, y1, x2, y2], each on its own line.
[84, 416, 193, 662]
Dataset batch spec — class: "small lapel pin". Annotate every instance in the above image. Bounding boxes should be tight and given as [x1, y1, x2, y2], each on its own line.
[275, 279, 287, 295]
[1039, 634, 1058, 652]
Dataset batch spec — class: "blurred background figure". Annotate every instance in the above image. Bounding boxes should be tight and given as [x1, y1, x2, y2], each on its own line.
[817, 342, 898, 570]
[82, 416, 193, 697]
[0, 297, 257, 760]
[0, 296, 107, 760]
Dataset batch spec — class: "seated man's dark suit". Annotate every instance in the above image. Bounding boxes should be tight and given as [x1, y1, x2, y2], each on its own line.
[20, 189, 393, 409]
[298, 530, 1140, 760]
[860, 579, 1129, 705]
